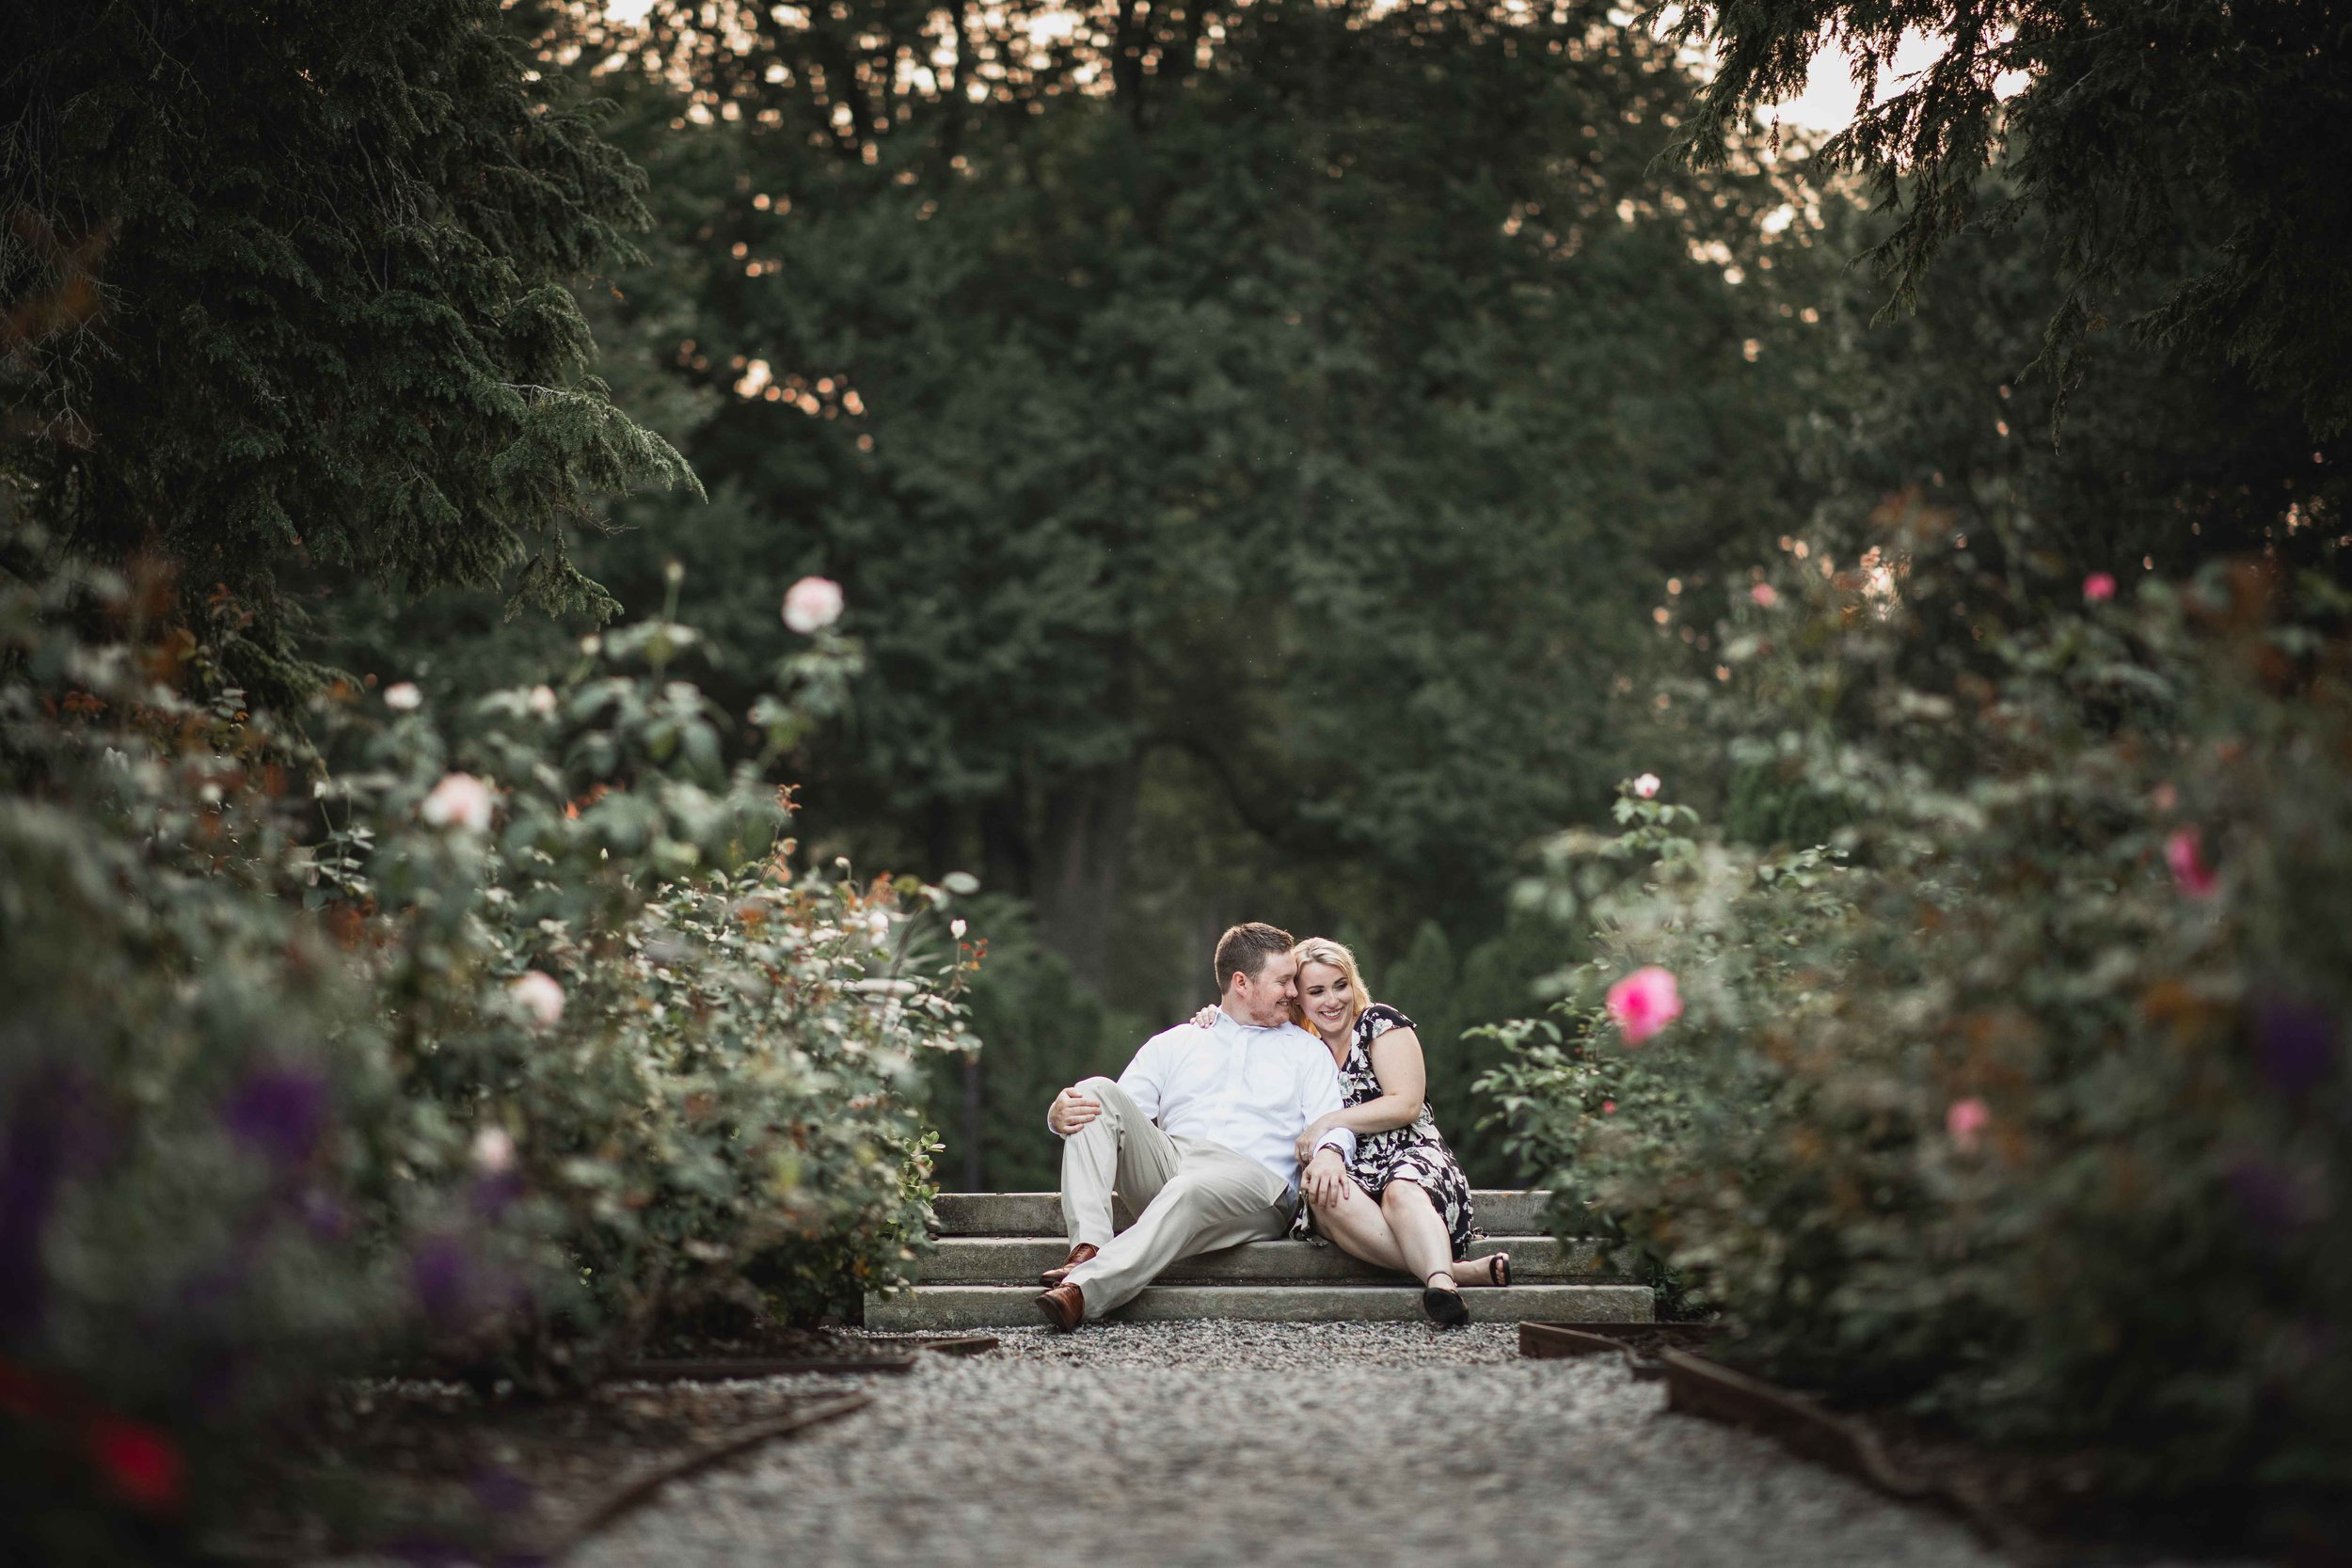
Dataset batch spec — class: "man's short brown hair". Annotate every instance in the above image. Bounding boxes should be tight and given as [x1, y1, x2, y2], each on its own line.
[1214, 922, 1295, 990]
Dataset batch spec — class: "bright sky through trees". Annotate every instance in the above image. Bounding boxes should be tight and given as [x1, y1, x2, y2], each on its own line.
[596, 0, 1921, 132]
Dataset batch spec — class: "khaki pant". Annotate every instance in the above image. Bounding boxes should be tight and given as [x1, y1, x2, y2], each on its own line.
[1060, 1077, 1292, 1320]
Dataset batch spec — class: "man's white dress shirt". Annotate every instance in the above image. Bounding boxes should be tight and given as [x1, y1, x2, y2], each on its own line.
[1060, 1007, 1357, 1196]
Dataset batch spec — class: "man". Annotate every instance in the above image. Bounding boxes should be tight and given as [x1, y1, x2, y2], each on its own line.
[1034, 922, 1356, 1330]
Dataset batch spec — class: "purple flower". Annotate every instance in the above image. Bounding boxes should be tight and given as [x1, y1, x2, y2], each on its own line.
[2227, 1159, 2312, 1235]
[0, 1123, 60, 1338]
[410, 1236, 476, 1329]
[192, 1351, 247, 1419]
[469, 1170, 524, 1220]
[2253, 999, 2337, 1096]
[386, 1533, 474, 1566]
[409, 1237, 528, 1334]
[0, 1065, 103, 1338]
[222, 1068, 329, 1168]
[469, 1465, 533, 1516]
[296, 1186, 353, 1243]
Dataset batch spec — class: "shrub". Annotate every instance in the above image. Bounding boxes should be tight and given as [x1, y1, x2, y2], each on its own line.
[317, 598, 977, 1382]
[0, 546, 975, 1553]
[1481, 544, 2351, 1532]
[1, 552, 409, 1560]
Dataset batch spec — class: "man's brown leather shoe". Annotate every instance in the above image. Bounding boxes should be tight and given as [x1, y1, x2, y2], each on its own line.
[1034, 1281, 1086, 1333]
[1039, 1243, 1098, 1288]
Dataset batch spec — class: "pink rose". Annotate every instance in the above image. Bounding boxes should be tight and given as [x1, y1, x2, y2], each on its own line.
[1605, 966, 1682, 1046]
[2166, 828, 2217, 896]
[420, 772, 493, 832]
[1947, 1097, 1989, 1153]
[527, 684, 557, 717]
[2082, 572, 2118, 603]
[782, 576, 844, 634]
[1749, 582, 1778, 608]
[1632, 772, 1661, 800]
[509, 971, 565, 1029]
[1600, 1100, 1617, 1116]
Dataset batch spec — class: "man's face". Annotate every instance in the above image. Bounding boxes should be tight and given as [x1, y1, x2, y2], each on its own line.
[1232, 951, 1299, 1027]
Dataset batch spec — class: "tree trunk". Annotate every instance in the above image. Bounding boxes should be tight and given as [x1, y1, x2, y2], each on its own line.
[1030, 758, 1143, 991]
[977, 796, 1033, 903]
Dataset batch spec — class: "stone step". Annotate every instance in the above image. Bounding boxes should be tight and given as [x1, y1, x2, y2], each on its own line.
[914, 1234, 1612, 1286]
[865, 1281, 1653, 1331]
[932, 1190, 1562, 1237]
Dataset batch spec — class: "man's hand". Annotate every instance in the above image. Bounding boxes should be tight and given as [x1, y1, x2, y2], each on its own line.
[1048, 1085, 1104, 1136]
[1301, 1147, 1351, 1211]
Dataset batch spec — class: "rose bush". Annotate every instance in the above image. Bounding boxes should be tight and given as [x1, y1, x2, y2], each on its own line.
[1, 539, 975, 1556]
[1480, 542, 2350, 1538]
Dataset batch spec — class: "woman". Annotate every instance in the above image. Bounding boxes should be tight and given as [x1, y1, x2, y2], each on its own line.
[1193, 936, 1504, 1326]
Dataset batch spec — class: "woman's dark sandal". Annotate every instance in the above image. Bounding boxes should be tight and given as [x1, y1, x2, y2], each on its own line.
[1421, 1277, 1470, 1328]
[1486, 1252, 1511, 1288]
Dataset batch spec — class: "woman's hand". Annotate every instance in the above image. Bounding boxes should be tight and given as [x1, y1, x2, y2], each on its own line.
[1301, 1148, 1352, 1211]
[1294, 1113, 1338, 1164]
[1188, 1005, 1217, 1029]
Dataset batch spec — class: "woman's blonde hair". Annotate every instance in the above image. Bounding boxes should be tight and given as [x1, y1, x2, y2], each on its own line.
[1288, 936, 1370, 1033]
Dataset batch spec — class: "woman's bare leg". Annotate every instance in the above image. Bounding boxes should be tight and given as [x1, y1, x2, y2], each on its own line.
[1380, 1180, 1457, 1292]
[1307, 1180, 1409, 1273]
[1450, 1249, 1509, 1287]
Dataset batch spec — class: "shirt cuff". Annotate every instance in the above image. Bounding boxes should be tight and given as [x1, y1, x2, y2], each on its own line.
[1310, 1131, 1353, 1163]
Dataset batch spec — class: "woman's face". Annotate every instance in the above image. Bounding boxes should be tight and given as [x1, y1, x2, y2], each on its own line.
[1297, 961, 1354, 1037]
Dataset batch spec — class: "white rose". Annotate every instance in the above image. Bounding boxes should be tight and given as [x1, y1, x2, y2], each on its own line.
[782, 576, 844, 634]
[509, 970, 565, 1029]
[470, 1126, 516, 1174]
[383, 682, 422, 711]
[421, 772, 494, 832]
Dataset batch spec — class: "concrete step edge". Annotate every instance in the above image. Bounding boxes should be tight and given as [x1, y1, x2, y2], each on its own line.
[914, 1234, 1618, 1286]
[933, 1189, 1563, 1237]
[865, 1281, 1653, 1331]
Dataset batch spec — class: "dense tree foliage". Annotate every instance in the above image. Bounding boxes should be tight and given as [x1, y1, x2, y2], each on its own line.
[1, 0, 691, 693]
[1661, 0, 2352, 439]
[373, 1, 1841, 1181]
[558, 0, 1822, 973]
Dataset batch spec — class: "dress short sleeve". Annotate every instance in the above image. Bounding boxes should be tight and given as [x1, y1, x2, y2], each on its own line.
[1356, 1002, 1414, 1041]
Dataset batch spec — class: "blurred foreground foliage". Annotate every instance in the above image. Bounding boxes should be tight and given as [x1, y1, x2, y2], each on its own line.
[1482, 544, 2351, 1536]
[6, 8, 975, 1554]
[0, 538, 972, 1560]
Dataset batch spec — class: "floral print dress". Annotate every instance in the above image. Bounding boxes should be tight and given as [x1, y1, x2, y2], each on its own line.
[1291, 1003, 1480, 1259]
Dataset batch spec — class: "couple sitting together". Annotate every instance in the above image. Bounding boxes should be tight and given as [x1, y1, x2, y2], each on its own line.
[1034, 922, 1508, 1331]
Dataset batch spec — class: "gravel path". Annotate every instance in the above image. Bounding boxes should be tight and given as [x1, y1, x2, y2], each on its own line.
[574, 1323, 2008, 1568]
